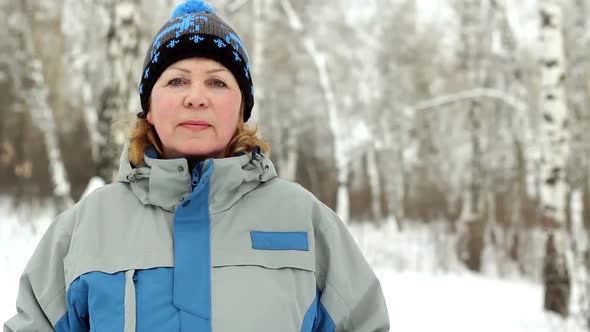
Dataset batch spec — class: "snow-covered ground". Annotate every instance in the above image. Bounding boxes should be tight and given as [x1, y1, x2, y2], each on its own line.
[378, 269, 575, 332]
[0, 197, 587, 331]
[1, 198, 54, 326]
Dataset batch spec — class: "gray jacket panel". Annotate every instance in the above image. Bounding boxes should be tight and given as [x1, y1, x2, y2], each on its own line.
[4, 149, 389, 332]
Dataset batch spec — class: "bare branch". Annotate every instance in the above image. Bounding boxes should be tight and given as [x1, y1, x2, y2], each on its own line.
[279, 0, 303, 31]
[411, 88, 528, 114]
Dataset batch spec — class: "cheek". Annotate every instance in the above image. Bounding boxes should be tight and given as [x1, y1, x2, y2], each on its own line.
[149, 92, 176, 127]
[218, 101, 241, 135]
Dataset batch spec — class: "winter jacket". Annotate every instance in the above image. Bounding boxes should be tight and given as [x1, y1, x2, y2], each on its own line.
[3, 148, 390, 332]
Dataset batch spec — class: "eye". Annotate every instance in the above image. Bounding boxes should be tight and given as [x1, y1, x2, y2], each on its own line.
[209, 79, 227, 88]
[167, 77, 185, 86]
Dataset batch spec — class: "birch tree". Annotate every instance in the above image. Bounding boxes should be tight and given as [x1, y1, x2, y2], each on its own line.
[97, 0, 142, 182]
[266, 0, 302, 182]
[539, 0, 571, 317]
[303, 38, 350, 222]
[452, 0, 490, 272]
[373, 0, 418, 225]
[488, 0, 531, 277]
[10, 1, 74, 210]
[277, 0, 352, 221]
[62, 0, 110, 164]
[305, 0, 381, 222]
[562, 0, 590, 324]
[343, 0, 383, 222]
[248, 0, 271, 126]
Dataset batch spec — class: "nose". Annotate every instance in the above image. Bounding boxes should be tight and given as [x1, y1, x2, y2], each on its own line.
[183, 84, 209, 109]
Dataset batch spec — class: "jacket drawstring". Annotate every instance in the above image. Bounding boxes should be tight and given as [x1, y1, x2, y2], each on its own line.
[124, 270, 137, 332]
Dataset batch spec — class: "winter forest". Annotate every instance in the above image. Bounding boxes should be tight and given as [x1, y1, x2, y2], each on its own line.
[1, 0, 590, 330]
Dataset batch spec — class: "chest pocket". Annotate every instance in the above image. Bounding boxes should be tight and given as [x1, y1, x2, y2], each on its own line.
[210, 231, 317, 332]
[213, 231, 315, 271]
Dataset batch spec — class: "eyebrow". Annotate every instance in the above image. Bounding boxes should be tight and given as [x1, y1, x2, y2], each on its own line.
[168, 66, 191, 73]
[206, 68, 230, 74]
[167, 66, 230, 74]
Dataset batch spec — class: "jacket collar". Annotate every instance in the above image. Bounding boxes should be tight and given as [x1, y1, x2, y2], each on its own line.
[117, 146, 277, 213]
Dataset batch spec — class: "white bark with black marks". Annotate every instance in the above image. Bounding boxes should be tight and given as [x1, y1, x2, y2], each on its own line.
[249, 0, 271, 126]
[13, 6, 74, 209]
[366, 147, 382, 221]
[97, 0, 142, 182]
[62, 0, 108, 163]
[282, 0, 350, 222]
[539, 0, 571, 318]
[303, 37, 349, 223]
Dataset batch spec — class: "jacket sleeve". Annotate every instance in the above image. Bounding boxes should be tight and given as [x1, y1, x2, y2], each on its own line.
[313, 203, 390, 332]
[3, 213, 74, 332]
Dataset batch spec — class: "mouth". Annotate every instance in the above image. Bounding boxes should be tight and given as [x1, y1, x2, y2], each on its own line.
[179, 120, 211, 131]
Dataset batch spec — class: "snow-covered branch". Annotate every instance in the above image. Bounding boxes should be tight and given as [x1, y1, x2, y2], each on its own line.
[411, 88, 528, 114]
[279, 0, 303, 31]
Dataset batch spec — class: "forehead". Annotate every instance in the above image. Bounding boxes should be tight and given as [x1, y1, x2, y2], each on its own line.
[165, 57, 229, 73]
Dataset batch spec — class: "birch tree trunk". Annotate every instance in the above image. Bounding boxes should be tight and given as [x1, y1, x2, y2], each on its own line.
[249, 0, 271, 126]
[539, 0, 571, 317]
[462, 100, 485, 271]
[26, 61, 73, 207]
[281, 0, 350, 222]
[454, 0, 488, 272]
[269, 0, 299, 181]
[564, 0, 590, 324]
[97, 0, 142, 182]
[62, 0, 104, 163]
[13, 4, 74, 210]
[281, 127, 299, 181]
[303, 37, 349, 223]
[366, 146, 383, 221]
[493, 0, 529, 230]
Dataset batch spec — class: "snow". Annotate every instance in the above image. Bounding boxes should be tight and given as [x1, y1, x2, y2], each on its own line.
[377, 269, 573, 332]
[0, 200, 587, 331]
[80, 176, 106, 199]
[0, 198, 53, 326]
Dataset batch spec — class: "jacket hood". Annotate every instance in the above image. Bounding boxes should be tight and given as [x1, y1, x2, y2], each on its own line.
[116, 146, 277, 213]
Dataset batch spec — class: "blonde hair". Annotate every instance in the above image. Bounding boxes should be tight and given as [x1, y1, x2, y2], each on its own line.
[126, 111, 270, 167]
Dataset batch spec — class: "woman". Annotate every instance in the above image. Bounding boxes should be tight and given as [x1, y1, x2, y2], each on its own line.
[4, 1, 389, 331]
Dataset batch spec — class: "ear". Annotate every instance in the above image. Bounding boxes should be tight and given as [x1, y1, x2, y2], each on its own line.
[146, 111, 153, 125]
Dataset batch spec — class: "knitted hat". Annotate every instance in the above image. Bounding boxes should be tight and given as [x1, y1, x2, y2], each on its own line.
[138, 0, 254, 121]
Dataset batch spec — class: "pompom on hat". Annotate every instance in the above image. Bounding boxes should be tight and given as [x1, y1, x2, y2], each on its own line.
[172, 0, 216, 16]
[138, 0, 254, 121]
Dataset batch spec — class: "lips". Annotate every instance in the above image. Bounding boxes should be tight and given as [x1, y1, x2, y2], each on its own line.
[179, 120, 211, 131]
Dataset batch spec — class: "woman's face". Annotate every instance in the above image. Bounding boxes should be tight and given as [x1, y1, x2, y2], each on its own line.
[148, 57, 242, 160]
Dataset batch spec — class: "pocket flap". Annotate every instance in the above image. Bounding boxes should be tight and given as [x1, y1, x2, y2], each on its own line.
[212, 231, 315, 272]
[250, 231, 309, 251]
